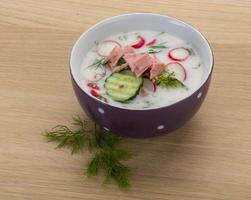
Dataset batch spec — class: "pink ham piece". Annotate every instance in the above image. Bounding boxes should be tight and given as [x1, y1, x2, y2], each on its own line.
[124, 53, 142, 72]
[122, 46, 137, 71]
[112, 63, 129, 73]
[123, 46, 135, 54]
[149, 57, 166, 79]
[105, 45, 165, 79]
[105, 46, 134, 71]
[104, 46, 123, 70]
[133, 54, 153, 77]
[150, 63, 166, 79]
[124, 53, 164, 78]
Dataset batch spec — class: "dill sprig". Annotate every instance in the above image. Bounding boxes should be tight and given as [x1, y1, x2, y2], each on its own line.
[118, 34, 128, 41]
[150, 42, 168, 49]
[44, 116, 132, 188]
[147, 42, 168, 54]
[155, 72, 188, 89]
[87, 149, 132, 188]
[87, 58, 105, 70]
[156, 31, 165, 36]
[147, 48, 162, 54]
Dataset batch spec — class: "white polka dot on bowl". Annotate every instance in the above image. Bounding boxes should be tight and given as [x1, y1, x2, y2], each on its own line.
[98, 108, 104, 114]
[103, 127, 110, 131]
[197, 92, 202, 99]
[157, 125, 165, 130]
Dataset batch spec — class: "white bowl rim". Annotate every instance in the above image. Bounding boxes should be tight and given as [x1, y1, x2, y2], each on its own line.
[70, 12, 214, 111]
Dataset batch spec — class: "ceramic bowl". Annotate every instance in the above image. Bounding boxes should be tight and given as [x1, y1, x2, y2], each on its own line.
[70, 13, 214, 138]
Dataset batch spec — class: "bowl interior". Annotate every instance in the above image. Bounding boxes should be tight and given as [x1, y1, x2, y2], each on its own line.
[70, 13, 213, 107]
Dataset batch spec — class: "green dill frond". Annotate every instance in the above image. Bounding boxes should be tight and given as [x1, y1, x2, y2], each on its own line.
[87, 149, 131, 188]
[87, 58, 105, 70]
[150, 44, 168, 49]
[45, 125, 92, 154]
[44, 116, 132, 188]
[155, 72, 187, 89]
[110, 149, 132, 161]
[86, 154, 102, 176]
[71, 115, 85, 127]
[147, 48, 162, 54]
[96, 129, 123, 149]
[150, 41, 168, 49]
[147, 42, 168, 54]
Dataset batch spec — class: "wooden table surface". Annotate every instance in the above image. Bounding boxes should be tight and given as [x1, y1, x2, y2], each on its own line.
[1, 0, 251, 199]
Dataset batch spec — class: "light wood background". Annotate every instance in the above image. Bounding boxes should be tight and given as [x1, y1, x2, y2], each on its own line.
[0, 0, 251, 199]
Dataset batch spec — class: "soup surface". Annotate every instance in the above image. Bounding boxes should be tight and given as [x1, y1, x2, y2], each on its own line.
[80, 30, 203, 109]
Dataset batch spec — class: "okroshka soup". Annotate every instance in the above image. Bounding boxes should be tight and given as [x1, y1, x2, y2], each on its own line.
[70, 13, 213, 138]
[79, 30, 204, 109]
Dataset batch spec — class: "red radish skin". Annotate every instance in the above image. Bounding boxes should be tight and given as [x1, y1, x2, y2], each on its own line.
[90, 89, 100, 98]
[131, 36, 145, 49]
[168, 47, 190, 61]
[87, 82, 100, 90]
[143, 78, 156, 92]
[153, 83, 157, 92]
[140, 88, 149, 97]
[166, 62, 187, 81]
[96, 40, 121, 57]
[146, 39, 157, 47]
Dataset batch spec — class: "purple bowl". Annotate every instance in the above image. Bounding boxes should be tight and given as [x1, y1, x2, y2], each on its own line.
[70, 13, 214, 138]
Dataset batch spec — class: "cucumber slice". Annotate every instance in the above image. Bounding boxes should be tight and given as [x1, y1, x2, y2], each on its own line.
[104, 70, 143, 102]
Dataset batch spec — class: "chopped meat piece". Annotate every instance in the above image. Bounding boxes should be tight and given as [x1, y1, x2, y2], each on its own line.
[112, 63, 129, 72]
[133, 54, 153, 77]
[149, 56, 166, 79]
[105, 46, 165, 79]
[104, 46, 123, 70]
[123, 46, 135, 54]
[123, 54, 142, 72]
[150, 62, 166, 79]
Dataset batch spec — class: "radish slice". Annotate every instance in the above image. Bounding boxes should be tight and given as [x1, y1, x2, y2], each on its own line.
[140, 88, 149, 97]
[131, 36, 145, 49]
[90, 89, 100, 98]
[143, 78, 156, 92]
[146, 39, 157, 47]
[96, 40, 121, 57]
[165, 62, 187, 81]
[168, 47, 190, 61]
[87, 82, 100, 90]
[81, 66, 106, 82]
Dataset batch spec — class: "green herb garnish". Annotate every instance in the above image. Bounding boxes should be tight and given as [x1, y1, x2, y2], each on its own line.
[156, 31, 165, 36]
[44, 116, 132, 188]
[117, 57, 126, 66]
[150, 44, 168, 49]
[147, 42, 168, 54]
[193, 63, 201, 69]
[87, 58, 105, 70]
[155, 72, 187, 89]
[123, 34, 128, 41]
[185, 47, 194, 56]
[118, 33, 128, 41]
[147, 48, 162, 54]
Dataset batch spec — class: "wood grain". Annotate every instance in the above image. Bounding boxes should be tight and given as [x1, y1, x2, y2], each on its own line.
[0, 0, 251, 199]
